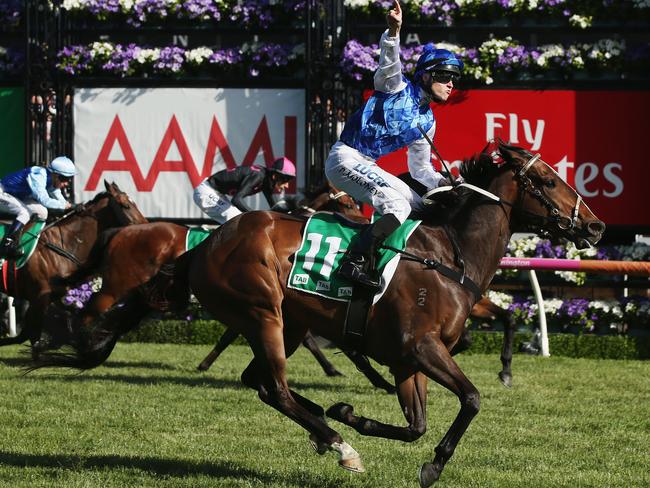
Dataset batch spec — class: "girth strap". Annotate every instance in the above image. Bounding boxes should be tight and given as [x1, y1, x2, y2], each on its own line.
[382, 244, 483, 303]
[43, 241, 83, 266]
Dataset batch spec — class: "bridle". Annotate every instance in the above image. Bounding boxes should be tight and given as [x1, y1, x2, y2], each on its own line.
[503, 152, 583, 233]
[298, 190, 357, 214]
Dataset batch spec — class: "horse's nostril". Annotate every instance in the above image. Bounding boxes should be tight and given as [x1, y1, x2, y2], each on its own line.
[587, 220, 606, 236]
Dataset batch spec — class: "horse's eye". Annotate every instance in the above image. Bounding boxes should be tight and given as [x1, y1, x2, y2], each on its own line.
[545, 179, 556, 189]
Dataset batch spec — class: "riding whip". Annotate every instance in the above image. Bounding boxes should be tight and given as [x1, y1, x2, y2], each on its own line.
[417, 124, 459, 187]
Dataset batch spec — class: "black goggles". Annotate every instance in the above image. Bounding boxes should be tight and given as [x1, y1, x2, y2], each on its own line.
[431, 71, 460, 84]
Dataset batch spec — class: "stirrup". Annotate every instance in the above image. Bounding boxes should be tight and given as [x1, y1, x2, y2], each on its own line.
[338, 260, 382, 291]
[0, 242, 23, 259]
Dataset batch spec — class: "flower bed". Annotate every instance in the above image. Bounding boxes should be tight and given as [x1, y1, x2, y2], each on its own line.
[59, 0, 312, 27]
[344, 0, 650, 29]
[340, 36, 642, 84]
[56, 41, 304, 77]
[486, 290, 650, 335]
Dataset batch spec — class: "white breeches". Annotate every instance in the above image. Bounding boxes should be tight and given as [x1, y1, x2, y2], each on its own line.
[193, 180, 242, 224]
[0, 188, 48, 224]
[324, 141, 423, 223]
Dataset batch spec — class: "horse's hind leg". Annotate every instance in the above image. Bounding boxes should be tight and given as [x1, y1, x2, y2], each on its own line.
[197, 326, 240, 371]
[302, 331, 343, 377]
[414, 335, 480, 488]
[240, 317, 364, 473]
[499, 314, 515, 388]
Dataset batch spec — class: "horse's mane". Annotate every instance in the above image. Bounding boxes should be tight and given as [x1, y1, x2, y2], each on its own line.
[459, 152, 504, 187]
[412, 151, 507, 224]
[85, 191, 110, 206]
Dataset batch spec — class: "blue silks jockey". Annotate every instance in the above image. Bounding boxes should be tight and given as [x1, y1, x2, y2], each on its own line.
[324, 0, 465, 290]
[0, 156, 76, 259]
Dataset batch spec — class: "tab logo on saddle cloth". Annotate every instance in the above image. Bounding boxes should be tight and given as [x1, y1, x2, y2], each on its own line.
[287, 213, 420, 303]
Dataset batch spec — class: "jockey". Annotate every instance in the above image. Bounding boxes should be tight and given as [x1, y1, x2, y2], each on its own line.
[193, 157, 296, 224]
[0, 156, 76, 259]
[324, 0, 463, 290]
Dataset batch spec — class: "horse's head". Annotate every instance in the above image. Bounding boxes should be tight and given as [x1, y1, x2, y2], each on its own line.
[293, 184, 365, 221]
[103, 180, 148, 226]
[497, 142, 605, 248]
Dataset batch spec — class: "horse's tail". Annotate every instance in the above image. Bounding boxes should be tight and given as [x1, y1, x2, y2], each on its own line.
[27, 248, 197, 372]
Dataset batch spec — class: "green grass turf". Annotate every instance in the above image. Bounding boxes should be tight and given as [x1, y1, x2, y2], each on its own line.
[0, 343, 648, 487]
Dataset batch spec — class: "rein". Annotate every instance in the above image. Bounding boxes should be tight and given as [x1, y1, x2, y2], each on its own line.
[382, 244, 482, 302]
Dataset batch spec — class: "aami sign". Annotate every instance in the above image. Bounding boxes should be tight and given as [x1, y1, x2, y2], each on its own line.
[74, 88, 305, 219]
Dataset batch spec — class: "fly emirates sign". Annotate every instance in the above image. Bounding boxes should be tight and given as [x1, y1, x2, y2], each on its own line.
[74, 88, 305, 219]
[377, 90, 650, 227]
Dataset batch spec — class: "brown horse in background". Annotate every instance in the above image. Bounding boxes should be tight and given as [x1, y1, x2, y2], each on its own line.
[0, 181, 147, 355]
[43, 183, 379, 382]
[32, 143, 605, 486]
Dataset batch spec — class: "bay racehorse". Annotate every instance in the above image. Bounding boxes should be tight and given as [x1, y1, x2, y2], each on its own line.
[31, 143, 604, 486]
[0, 181, 147, 355]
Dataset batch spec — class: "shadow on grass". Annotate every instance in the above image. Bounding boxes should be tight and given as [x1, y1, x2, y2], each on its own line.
[34, 371, 351, 392]
[0, 356, 33, 368]
[0, 450, 332, 488]
[102, 360, 177, 370]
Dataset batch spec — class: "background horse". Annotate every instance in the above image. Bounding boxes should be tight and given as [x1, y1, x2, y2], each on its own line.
[0, 181, 147, 355]
[32, 143, 604, 486]
[42, 182, 383, 387]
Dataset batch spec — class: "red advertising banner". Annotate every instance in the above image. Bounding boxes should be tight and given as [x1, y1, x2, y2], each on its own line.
[374, 90, 650, 227]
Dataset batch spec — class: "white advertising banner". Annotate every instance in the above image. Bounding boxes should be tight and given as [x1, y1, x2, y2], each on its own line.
[73, 87, 306, 219]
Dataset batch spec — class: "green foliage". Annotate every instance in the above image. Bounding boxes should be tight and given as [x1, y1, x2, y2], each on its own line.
[467, 330, 650, 360]
[122, 319, 247, 346]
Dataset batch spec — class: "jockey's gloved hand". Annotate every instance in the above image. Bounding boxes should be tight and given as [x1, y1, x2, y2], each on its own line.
[437, 175, 465, 187]
[271, 200, 292, 213]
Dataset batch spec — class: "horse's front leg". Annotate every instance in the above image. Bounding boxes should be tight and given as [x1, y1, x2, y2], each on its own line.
[414, 333, 480, 487]
[326, 366, 427, 441]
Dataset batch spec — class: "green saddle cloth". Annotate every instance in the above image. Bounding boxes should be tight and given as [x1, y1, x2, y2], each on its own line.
[0, 220, 46, 269]
[185, 227, 212, 251]
[288, 213, 420, 302]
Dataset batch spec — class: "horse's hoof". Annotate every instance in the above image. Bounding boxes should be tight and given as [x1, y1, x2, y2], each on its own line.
[197, 363, 209, 371]
[498, 372, 513, 388]
[308, 434, 328, 456]
[339, 456, 365, 473]
[331, 441, 363, 473]
[418, 462, 440, 487]
[326, 402, 353, 422]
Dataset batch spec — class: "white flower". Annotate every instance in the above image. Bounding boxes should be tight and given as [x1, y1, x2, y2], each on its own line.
[569, 15, 592, 29]
[137, 48, 160, 64]
[90, 42, 114, 59]
[185, 47, 213, 64]
[344, 0, 372, 9]
[486, 290, 513, 309]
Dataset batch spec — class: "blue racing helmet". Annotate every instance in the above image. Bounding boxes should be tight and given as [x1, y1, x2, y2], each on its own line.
[414, 44, 464, 83]
[49, 156, 76, 178]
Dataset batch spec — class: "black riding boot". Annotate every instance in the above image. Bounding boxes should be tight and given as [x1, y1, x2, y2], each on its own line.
[0, 220, 24, 259]
[338, 213, 401, 291]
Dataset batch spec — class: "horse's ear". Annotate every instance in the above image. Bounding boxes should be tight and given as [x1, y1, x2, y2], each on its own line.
[110, 181, 122, 193]
[104, 180, 111, 192]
